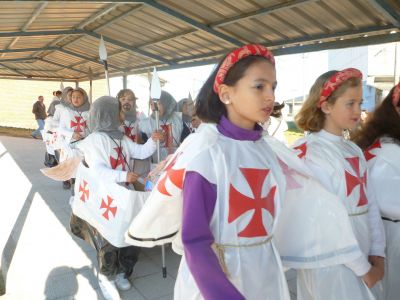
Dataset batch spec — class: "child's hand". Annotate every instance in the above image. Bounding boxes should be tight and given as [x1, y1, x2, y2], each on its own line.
[126, 172, 139, 183]
[72, 132, 82, 140]
[151, 130, 165, 142]
[363, 257, 384, 288]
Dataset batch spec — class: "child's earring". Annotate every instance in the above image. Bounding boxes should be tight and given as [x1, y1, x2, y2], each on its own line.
[224, 97, 230, 105]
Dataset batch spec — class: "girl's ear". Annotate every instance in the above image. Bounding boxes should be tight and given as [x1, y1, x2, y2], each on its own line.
[218, 84, 231, 105]
[320, 101, 331, 114]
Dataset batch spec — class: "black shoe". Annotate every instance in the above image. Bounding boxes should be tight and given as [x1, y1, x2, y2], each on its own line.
[31, 134, 39, 139]
[63, 180, 71, 189]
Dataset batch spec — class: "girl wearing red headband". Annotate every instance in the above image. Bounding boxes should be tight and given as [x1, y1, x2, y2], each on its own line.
[353, 81, 400, 300]
[178, 44, 291, 300]
[293, 69, 385, 300]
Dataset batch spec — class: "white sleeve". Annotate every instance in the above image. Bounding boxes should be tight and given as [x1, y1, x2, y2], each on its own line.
[345, 255, 371, 276]
[367, 194, 386, 257]
[127, 138, 156, 160]
[91, 162, 128, 183]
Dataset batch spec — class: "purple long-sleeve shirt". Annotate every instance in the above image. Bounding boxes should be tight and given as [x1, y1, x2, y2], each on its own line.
[181, 116, 262, 299]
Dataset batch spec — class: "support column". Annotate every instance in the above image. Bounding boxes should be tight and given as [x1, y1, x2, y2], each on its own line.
[123, 74, 128, 89]
[75, 81, 79, 88]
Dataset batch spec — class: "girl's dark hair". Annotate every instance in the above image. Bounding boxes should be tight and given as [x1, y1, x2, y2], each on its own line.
[195, 55, 273, 123]
[353, 86, 400, 149]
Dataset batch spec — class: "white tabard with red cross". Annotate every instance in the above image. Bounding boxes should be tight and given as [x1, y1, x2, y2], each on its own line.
[58, 107, 90, 143]
[139, 112, 183, 161]
[174, 131, 290, 300]
[72, 161, 150, 247]
[292, 131, 375, 300]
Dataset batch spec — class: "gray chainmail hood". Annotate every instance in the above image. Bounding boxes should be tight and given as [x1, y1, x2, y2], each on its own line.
[88, 96, 124, 140]
[70, 87, 90, 112]
[151, 90, 177, 121]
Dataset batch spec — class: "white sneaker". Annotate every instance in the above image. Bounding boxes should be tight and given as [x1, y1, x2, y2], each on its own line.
[115, 273, 132, 291]
[98, 273, 120, 300]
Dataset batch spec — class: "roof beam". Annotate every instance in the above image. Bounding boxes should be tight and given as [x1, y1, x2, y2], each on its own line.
[364, 0, 400, 27]
[0, 63, 29, 77]
[43, 3, 124, 49]
[38, 58, 89, 75]
[0, 58, 38, 63]
[267, 24, 395, 48]
[0, 29, 85, 38]
[211, 0, 317, 28]
[273, 32, 400, 55]
[83, 30, 173, 64]
[57, 48, 124, 71]
[0, 73, 77, 81]
[140, 0, 243, 46]
[1, 2, 48, 59]
[0, 47, 58, 54]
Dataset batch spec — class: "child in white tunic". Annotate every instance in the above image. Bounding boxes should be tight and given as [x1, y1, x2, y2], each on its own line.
[354, 81, 400, 300]
[293, 69, 386, 300]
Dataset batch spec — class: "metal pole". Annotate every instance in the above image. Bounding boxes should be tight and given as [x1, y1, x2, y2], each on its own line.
[153, 100, 166, 278]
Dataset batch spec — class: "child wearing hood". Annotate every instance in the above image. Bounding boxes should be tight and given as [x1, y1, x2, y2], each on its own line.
[140, 90, 183, 161]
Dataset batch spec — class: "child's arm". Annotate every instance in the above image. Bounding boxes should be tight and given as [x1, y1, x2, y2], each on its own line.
[90, 161, 129, 183]
[127, 131, 164, 160]
[182, 171, 245, 300]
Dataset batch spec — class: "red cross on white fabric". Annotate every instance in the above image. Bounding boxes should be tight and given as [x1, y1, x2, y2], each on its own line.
[345, 157, 368, 207]
[70, 116, 86, 133]
[364, 140, 381, 161]
[79, 180, 89, 202]
[109, 147, 126, 170]
[157, 153, 185, 196]
[293, 142, 307, 159]
[100, 195, 117, 220]
[123, 125, 136, 142]
[228, 168, 276, 238]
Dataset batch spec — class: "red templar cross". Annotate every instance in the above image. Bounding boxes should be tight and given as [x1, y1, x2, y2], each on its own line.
[70, 116, 86, 133]
[228, 168, 276, 238]
[345, 157, 367, 207]
[100, 196, 117, 220]
[157, 154, 185, 196]
[364, 140, 381, 161]
[293, 142, 307, 159]
[79, 180, 89, 202]
[124, 125, 136, 142]
[109, 147, 126, 170]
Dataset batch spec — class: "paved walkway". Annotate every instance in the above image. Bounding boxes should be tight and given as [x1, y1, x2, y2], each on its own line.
[0, 135, 296, 300]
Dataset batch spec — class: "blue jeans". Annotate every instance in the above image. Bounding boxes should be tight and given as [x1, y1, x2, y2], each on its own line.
[32, 119, 45, 137]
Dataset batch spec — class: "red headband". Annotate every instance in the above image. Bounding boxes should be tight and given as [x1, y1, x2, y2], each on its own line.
[213, 44, 275, 94]
[318, 68, 363, 108]
[392, 81, 400, 107]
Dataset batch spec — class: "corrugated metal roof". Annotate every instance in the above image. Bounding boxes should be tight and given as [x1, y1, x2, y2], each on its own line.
[0, 0, 399, 81]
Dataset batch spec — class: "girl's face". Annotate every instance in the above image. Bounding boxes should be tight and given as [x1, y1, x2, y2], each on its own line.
[119, 92, 136, 113]
[322, 85, 362, 135]
[71, 90, 85, 107]
[150, 101, 165, 117]
[222, 60, 276, 129]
